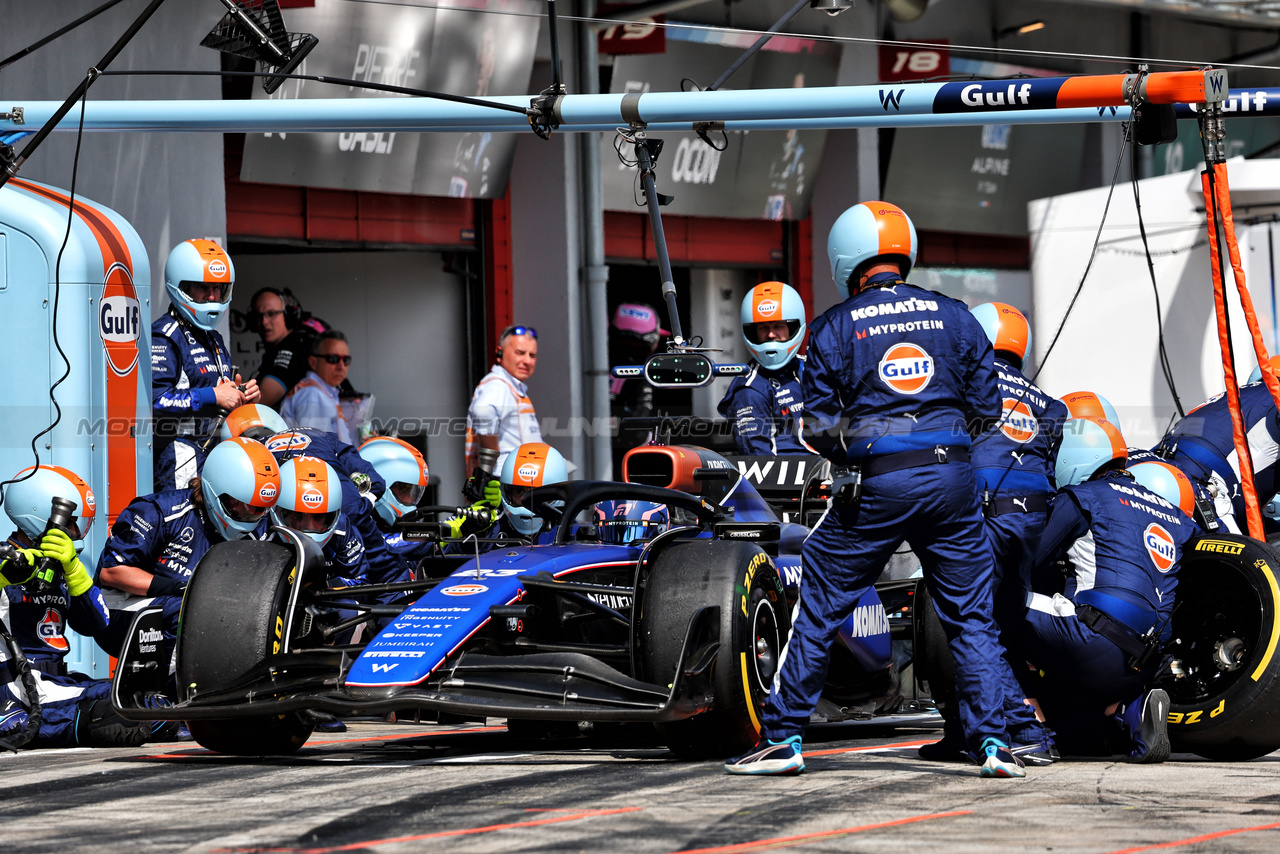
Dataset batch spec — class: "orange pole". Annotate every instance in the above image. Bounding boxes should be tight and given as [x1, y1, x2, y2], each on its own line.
[1202, 169, 1266, 539]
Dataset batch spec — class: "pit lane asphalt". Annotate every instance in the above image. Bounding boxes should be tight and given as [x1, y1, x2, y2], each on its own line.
[5, 716, 1280, 854]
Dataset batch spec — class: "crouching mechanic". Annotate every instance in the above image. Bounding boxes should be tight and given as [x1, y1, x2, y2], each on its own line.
[95, 438, 282, 658]
[726, 202, 1023, 778]
[718, 282, 814, 455]
[1022, 418, 1197, 763]
[919, 303, 1067, 765]
[356, 436, 459, 571]
[443, 443, 567, 551]
[0, 470, 161, 748]
[152, 240, 259, 491]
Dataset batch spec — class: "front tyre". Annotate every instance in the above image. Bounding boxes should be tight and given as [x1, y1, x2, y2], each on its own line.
[639, 541, 789, 758]
[1158, 534, 1280, 761]
[177, 540, 315, 756]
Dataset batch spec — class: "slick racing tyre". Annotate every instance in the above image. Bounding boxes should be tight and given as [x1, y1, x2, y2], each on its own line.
[912, 582, 957, 715]
[1156, 534, 1280, 761]
[176, 539, 315, 756]
[639, 541, 789, 758]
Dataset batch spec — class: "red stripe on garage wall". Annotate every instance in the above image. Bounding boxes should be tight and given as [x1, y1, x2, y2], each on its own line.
[225, 135, 476, 248]
[604, 212, 787, 267]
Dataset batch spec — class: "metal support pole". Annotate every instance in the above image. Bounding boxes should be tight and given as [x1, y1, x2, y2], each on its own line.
[633, 133, 683, 344]
[708, 0, 808, 91]
[579, 0, 613, 480]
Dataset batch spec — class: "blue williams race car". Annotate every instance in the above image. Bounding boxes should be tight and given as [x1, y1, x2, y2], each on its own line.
[112, 444, 911, 757]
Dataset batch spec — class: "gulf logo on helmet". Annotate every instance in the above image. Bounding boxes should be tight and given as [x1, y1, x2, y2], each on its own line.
[190, 239, 231, 280]
[512, 444, 551, 486]
[999, 398, 1039, 444]
[300, 486, 326, 510]
[878, 344, 933, 394]
[1144, 523, 1176, 573]
[751, 282, 786, 322]
[39, 609, 69, 651]
[259, 483, 278, 503]
[442, 584, 488, 596]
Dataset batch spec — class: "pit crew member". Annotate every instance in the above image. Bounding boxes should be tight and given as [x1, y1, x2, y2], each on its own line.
[152, 240, 259, 492]
[465, 325, 542, 475]
[1022, 418, 1196, 763]
[95, 438, 281, 657]
[726, 201, 1022, 778]
[717, 282, 815, 455]
[249, 287, 318, 409]
[1157, 382, 1279, 535]
[918, 302, 1066, 765]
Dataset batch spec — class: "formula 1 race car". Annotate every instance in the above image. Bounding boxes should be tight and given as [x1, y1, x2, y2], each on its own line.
[112, 444, 911, 756]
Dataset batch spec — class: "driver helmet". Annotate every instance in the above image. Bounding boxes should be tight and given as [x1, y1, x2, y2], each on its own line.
[499, 443, 569, 536]
[200, 438, 281, 541]
[610, 303, 669, 356]
[164, 239, 234, 332]
[1056, 417, 1128, 487]
[1247, 355, 1280, 385]
[221, 404, 290, 443]
[272, 456, 343, 548]
[4, 465, 96, 546]
[594, 500, 669, 545]
[970, 302, 1031, 366]
[1128, 460, 1197, 517]
[827, 201, 918, 300]
[1059, 390, 1120, 427]
[358, 437, 428, 525]
[741, 282, 806, 370]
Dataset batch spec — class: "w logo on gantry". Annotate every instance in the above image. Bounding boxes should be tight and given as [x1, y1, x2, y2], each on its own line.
[879, 89, 905, 111]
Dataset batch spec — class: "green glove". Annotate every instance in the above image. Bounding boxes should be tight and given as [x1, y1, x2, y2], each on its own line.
[0, 546, 40, 587]
[482, 479, 502, 511]
[445, 504, 494, 538]
[40, 529, 94, 597]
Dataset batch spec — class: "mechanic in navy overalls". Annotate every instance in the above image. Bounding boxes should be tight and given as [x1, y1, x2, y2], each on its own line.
[718, 282, 816, 455]
[95, 438, 282, 658]
[151, 240, 259, 492]
[0, 467, 158, 748]
[726, 202, 1023, 778]
[1158, 378, 1280, 536]
[262, 427, 396, 593]
[447, 442, 569, 553]
[917, 303, 1069, 765]
[1023, 418, 1196, 763]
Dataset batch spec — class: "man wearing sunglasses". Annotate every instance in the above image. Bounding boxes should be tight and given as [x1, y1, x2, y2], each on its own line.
[282, 331, 357, 444]
[465, 325, 543, 474]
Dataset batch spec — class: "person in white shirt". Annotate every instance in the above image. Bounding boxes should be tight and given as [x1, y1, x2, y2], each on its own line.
[283, 330, 355, 444]
[466, 325, 542, 474]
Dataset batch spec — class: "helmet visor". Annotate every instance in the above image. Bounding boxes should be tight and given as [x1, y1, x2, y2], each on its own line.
[276, 507, 338, 534]
[743, 320, 802, 345]
[390, 481, 425, 507]
[179, 280, 233, 305]
[502, 483, 532, 508]
[219, 494, 269, 525]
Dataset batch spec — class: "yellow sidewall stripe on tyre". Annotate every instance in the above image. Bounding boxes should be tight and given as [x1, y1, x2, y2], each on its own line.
[1252, 559, 1280, 682]
[740, 652, 762, 736]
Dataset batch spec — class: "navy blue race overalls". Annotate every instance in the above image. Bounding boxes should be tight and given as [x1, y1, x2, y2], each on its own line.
[718, 359, 814, 455]
[761, 276, 1010, 752]
[151, 310, 235, 492]
[969, 358, 1068, 742]
[1021, 473, 1195, 754]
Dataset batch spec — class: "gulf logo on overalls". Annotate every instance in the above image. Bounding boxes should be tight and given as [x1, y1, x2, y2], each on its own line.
[878, 343, 933, 394]
[999, 398, 1039, 443]
[1144, 523, 1176, 573]
[39, 609, 69, 651]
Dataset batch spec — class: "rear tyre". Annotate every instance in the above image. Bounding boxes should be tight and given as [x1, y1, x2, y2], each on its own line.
[639, 541, 789, 759]
[177, 539, 315, 756]
[913, 583, 957, 716]
[1158, 534, 1280, 761]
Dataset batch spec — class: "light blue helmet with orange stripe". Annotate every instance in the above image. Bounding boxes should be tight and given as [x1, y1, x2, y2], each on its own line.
[827, 201, 918, 300]
[971, 302, 1032, 365]
[1128, 460, 1196, 517]
[164, 239, 234, 331]
[1055, 417, 1128, 487]
[740, 282, 806, 370]
[500, 443, 568, 536]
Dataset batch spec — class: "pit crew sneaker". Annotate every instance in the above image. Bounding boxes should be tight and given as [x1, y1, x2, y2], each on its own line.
[724, 735, 805, 775]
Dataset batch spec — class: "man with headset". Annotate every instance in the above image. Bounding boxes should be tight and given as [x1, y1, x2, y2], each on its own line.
[465, 325, 542, 475]
[250, 287, 318, 410]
